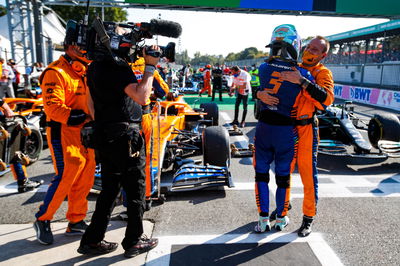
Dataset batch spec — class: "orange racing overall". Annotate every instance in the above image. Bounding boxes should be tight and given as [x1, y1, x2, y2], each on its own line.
[200, 68, 212, 96]
[35, 56, 95, 223]
[292, 62, 334, 217]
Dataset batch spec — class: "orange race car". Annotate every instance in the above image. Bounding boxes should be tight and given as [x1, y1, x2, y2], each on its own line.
[3, 97, 45, 164]
[92, 90, 233, 205]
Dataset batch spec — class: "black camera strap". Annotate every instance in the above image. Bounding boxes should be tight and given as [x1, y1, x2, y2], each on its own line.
[92, 17, 127, 66]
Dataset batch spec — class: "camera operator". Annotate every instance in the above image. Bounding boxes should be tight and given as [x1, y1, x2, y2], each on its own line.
[78, 46, 160, 258]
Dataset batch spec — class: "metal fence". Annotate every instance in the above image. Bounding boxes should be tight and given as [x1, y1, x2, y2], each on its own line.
[202, 58, 400, 90]
[326, 62, 400, 90]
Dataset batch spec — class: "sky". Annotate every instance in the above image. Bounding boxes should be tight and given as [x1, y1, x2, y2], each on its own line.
[0, 0, 388, 58]
[127, 8, 388, 57]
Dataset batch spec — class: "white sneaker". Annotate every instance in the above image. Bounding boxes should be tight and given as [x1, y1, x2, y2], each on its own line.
[275, 216, 289, 231]
[254, 216, 271, 233]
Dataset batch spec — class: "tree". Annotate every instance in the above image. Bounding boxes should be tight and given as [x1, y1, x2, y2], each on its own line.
[225, 52, 238, 62]
[51, 6, 127, 22]
[0, 5, 6, 17]
[175, 49, 190, 65]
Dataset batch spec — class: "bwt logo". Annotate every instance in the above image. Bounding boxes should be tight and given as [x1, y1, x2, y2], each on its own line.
[350, 87, 371, 101]
[334, 85, 342, 96]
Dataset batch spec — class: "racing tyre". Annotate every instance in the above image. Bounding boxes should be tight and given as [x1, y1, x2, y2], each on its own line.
[254, 99, 262, 120]
[368, 113, 400, 148]
[24, 126, 43, 164]
[203, 126, 230, 167]
[200, 102, 219, 126]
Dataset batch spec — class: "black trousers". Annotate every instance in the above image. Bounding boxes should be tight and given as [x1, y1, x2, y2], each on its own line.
[81, 129, 146, 250]
[212, 82, 223, 101]
[234, 94, 249, 123]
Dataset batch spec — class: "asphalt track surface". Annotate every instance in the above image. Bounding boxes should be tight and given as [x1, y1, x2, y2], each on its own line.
[0, 93, 399, 265]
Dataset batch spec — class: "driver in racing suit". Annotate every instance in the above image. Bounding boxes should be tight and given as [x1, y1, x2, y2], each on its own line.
[257, 36, 334, 237]
[254, 24, 316, 233]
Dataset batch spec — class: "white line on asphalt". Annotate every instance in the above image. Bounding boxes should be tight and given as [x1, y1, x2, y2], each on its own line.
[146, 233, 343, 266]
[220, 111, 231, 123]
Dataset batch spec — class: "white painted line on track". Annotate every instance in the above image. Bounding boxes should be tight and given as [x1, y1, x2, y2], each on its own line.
[156, 173, 400, 198]
[146, 233, 343, 266]
[220, 111, 231, 123]
[0, 183, 49, 194]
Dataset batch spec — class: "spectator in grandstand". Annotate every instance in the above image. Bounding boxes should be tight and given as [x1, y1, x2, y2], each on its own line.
[257, 35, 334, 237]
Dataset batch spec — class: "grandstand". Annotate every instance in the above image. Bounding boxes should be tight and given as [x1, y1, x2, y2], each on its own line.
[325, 20, 400, 90]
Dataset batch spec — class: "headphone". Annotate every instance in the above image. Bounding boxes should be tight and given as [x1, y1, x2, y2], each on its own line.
[71, 60, 87, 77]
[64, 54, 87, 77]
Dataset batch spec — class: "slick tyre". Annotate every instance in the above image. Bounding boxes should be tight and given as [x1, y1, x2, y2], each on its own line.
[368, 113, 400, 148]
[24, 126, 43, 164]
[202, 126, 230, 167]
[200, 102, 219, 126]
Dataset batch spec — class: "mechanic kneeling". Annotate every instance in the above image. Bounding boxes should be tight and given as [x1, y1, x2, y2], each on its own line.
[78, 47, 160, 258]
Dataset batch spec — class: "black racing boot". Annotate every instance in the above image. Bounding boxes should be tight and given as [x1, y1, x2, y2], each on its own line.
[18, 179, 43, 193]
[297, 215, 314, 237]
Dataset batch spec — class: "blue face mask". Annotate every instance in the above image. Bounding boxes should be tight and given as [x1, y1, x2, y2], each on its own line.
[233, 73, 239, 77]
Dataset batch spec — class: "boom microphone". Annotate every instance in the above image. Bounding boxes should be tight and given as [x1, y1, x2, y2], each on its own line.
[140, 19, 182, 38]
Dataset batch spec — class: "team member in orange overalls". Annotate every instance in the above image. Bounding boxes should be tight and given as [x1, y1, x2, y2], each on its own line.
[199, 64, 212, 96]
[33, 21, 95, 245]
[258, 36, 334, 237]
[131, 57, 169, 201]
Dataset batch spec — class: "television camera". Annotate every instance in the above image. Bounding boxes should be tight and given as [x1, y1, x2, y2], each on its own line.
[65, 1, 182, 65]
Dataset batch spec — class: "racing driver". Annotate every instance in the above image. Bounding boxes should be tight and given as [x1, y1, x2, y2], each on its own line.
[257, 36, 334, 237]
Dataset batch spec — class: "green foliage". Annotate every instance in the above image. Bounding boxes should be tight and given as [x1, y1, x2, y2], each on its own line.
[175, 49, 190, 65]
[175, 46, 268, 66]
[225, 47, 268, 62]
[0, 5, 7, 17]
[51, 6, 127, 22]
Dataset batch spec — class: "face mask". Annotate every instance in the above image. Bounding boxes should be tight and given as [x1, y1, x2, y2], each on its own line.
[251, 67, 256, 70]
[233, 73, 239, 77]
[302, 50, 320, 65]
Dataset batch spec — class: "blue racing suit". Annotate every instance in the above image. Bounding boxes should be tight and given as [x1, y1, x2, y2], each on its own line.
[254, 59, 314, 217]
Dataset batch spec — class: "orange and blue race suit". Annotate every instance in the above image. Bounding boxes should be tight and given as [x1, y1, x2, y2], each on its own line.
[131, 57, 169, 198]
[255, 59, 315, 218]
[200, 69, 212, 96]
[291, 62, 334, 217]
[35, 55, 95, 223]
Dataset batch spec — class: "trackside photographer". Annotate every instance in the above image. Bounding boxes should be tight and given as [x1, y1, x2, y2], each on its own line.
[78, 45, 161, 257]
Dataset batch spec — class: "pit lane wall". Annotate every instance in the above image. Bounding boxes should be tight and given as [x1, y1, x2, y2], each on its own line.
[334, 84, 400, 111]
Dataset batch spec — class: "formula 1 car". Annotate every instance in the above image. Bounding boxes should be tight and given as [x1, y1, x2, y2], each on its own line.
[93, 91, 234, 202]
[176, 79, 202, 94]
[317, 101, 400, 162]
[251, 100, 400, 162]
